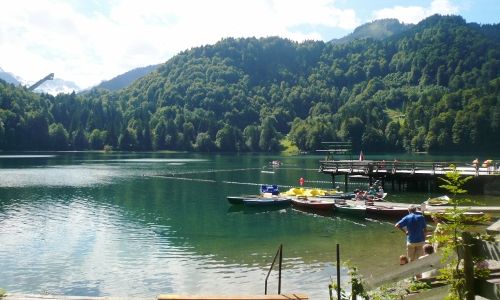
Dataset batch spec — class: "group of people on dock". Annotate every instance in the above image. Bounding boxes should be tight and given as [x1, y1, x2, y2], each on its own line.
[353, 180, 384, 202]
[472, 158, 496, 174]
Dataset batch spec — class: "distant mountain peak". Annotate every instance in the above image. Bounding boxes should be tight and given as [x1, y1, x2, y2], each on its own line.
[31, 77, 80, 95]
[330, 18, 413, 44]
[0, 67, 21, 85]
[95, 64, 159, 91]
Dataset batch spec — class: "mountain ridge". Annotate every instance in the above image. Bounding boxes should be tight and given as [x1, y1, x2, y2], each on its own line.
[94, 64, 160, 91]
[330, 18, 413, 44]
[1, 14, 499, 154]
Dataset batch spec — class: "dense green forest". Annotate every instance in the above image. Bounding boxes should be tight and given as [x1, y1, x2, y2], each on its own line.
[1, 15, 499, 153]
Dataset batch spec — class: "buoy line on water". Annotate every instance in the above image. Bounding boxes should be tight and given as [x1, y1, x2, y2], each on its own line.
[152, 175, 216, 183]
[152, 174, 370, 189]
[160, 167, 263, 176]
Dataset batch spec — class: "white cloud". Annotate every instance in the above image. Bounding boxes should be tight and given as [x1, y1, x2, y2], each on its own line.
[373, 0, 460, 24]
[0, 0, 359, 88]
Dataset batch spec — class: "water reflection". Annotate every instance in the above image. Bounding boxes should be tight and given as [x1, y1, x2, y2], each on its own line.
[0, 155, 56, 158]
[1, 152, 497, 299]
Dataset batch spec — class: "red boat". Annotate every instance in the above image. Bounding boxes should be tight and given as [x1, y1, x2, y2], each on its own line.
[290, 197, 337, 212]
[365, 204, 411, 219]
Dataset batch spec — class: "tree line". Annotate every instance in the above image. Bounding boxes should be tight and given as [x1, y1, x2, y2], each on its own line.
[1, 15, 499, 153]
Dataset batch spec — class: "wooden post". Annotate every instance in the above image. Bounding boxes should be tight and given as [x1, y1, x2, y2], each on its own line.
[336, 244, 341, 300]
[278, 244, 282, 294]
[344, 174, 348, 192]
[331, 174, 336, 189]
[462, 232, 475, 300]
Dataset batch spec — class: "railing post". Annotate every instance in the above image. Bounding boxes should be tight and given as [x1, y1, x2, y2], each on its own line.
[278, 244, 282, 294]
[336, 243, 341, 300]
[462, 232, 475, 300]
[265, 244, 283, 295]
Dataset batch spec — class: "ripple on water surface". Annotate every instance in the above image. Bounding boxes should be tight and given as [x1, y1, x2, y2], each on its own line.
[0, 166, 119, 188]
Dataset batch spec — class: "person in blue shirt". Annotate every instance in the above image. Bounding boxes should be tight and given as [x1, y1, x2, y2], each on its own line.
[395, 205, 426, 262]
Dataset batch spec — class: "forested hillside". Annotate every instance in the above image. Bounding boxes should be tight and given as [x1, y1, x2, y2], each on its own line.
[95, 64, 159, 91]
[1, 15, 499, 153]
[330, 18, 413, 44]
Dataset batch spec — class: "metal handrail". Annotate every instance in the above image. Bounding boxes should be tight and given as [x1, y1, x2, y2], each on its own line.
[264, 244, 283, 295]
[319, 160, 500, 176]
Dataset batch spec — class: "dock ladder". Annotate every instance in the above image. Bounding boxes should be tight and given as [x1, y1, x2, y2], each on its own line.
[265, 244, 283, 295]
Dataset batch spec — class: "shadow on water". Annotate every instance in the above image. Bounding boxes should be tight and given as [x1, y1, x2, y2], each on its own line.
[291, 206, 334, 218]
[226, 204, 291, 214]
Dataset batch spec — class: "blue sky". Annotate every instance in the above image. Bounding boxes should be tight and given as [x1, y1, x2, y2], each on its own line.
[1, 0, 499, 88]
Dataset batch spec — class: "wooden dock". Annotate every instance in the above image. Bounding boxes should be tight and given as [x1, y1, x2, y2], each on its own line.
[158, 295, 308, 300]
[340, 199, 500, 214]
[3, 295, 308, 300]
[319, 160, 500, 194]
[2, 295, 139, 300]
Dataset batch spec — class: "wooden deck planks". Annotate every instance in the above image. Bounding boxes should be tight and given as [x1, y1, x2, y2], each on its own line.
[2, 295, 141, 300]
[157, 295, 308, 300]
[3, 294, 308, 300]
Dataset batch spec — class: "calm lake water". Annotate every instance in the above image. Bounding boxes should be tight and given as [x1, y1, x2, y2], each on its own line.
[0, 152, 499, 299]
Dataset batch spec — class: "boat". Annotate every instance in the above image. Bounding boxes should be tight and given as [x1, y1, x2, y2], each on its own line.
[335, 204, 367, 218]
[365, 204, 411, 219]
[260, 170, 275, 174]
[317, 192, 356, 200]
[423, 210, 487, 224]
[227, 195, 261, 205]
[227, 184, 284, 205]
[283, 187, 344, 198]
[243, 197, 291, 207]
[260, 184, 280, 195]
[227, 184, 279, 204]
[290, 197, 339, 212]
[270, 160, 282, 166]
[425, 195, 450, 206]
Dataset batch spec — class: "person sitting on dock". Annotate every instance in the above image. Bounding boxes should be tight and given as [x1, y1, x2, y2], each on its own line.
[395, 205, 427, 262]
[377, 185, 384, 198]
[355, 190, 364, 201]
[368, 185, 377, 196]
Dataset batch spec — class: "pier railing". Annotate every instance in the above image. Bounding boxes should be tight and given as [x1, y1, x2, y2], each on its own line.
[319, 160, 500, 177]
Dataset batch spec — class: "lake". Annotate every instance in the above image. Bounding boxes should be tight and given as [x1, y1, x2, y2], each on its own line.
[0, 152, 498, 299]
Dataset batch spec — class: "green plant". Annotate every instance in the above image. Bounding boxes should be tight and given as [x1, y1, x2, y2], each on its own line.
[431, 165, 491, 299]
[368, 281, 410, 300]
[328, 281, 348, 300]
[329, 261, 369, 300]
[0, 288, 6, 297]
[407, 279, 432, 292]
